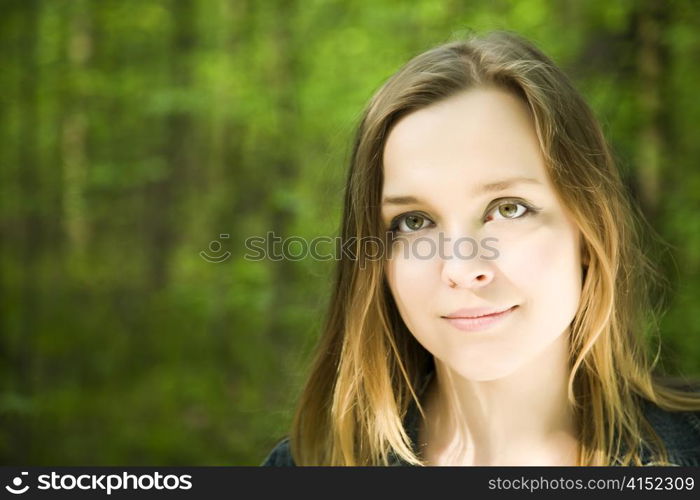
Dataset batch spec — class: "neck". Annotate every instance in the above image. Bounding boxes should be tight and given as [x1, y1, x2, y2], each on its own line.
[419, 333, 580, 465]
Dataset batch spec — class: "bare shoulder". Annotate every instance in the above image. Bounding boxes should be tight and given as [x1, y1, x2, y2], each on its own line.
[260, 437, 296, 466]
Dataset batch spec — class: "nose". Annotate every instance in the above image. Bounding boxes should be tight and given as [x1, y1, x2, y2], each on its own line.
[440, 244, 495, 290]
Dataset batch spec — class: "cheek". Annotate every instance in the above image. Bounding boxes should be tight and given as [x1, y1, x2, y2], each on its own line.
[385, 242, 439, 318]
[497, 222, 582, 315]
[387, 252, 433, 298]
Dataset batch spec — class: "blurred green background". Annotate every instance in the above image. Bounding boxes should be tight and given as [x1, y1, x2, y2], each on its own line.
[1, 0, 699, 465]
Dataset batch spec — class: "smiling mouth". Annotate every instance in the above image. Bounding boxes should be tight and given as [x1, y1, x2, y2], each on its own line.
[442, 305, 518, 319]
[442, 305, 519, 331]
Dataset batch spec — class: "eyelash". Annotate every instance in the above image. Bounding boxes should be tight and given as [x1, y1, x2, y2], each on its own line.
[387, 198, 540, 234]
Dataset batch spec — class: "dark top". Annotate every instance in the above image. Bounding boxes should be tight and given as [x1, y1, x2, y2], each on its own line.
[261, 370, 700, 466]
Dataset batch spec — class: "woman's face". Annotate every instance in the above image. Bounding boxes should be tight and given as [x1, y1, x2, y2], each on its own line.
[381, 87, 585, 381]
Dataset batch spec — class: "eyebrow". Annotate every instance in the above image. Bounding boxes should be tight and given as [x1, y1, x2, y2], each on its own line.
[382, 176, 542, 206]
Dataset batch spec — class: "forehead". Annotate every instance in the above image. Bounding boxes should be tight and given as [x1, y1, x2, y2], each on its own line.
[382, 87, 548, 192]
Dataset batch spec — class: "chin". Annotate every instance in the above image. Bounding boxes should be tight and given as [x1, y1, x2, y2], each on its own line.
[446, 357, 522, 382]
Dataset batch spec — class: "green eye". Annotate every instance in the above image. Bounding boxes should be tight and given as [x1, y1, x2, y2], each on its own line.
[389, 213, 432, 234]
[404, 215, 425, 231]
[486, 199, 538, 222]
[498, 202, 523, 218]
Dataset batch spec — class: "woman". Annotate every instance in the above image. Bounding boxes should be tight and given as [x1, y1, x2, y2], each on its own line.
[262, 30, 700, 466]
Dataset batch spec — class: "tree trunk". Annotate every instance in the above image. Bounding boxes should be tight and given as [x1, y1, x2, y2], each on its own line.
[61, 0, 92, 254]
[145, 0, 196, 291]
[635, 0, 669, 221]
[14, 0, 41, 464]
[263, 0, 302, 348]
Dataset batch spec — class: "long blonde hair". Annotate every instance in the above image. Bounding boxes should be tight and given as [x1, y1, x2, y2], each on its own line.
[288, 30, 700, 466]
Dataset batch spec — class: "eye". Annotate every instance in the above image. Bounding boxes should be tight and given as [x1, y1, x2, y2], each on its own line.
[484, 199, 538, 222]
[388, 212, 433, 234]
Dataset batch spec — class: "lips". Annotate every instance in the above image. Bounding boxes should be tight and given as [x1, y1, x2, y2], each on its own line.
[442, 305, 518, 332]
[443, 305, 517, 319]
